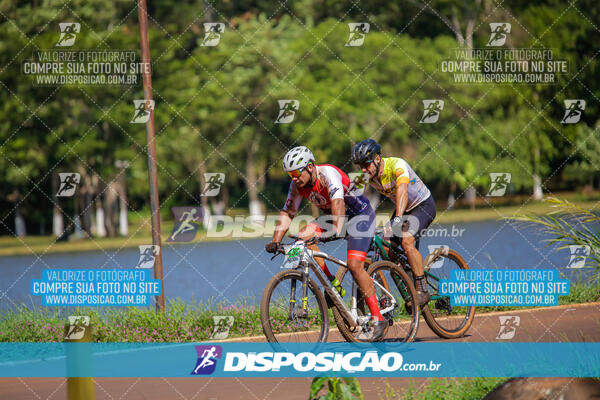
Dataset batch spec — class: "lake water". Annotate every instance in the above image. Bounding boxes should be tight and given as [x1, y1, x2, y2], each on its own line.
[0, 220, 592, 309]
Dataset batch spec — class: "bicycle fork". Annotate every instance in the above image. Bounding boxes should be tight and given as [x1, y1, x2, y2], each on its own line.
[288, 265, 310, 323]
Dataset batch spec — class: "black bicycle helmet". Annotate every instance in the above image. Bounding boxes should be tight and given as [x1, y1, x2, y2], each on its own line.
[351, 139, 381, 164]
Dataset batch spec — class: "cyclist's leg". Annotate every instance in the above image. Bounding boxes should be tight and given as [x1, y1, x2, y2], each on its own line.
[345, 204, 382, 320]
[400, 195, 436, 300]
[299, 220, 334, 280]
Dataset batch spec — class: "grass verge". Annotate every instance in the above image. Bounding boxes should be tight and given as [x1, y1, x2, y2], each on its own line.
[1, 282, 598, 342]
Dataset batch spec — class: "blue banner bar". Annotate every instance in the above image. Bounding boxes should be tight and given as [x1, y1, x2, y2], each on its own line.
[0, 342, 598, 377]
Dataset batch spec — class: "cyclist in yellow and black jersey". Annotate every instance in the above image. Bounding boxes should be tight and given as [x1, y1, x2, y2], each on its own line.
[351, 139, 436, 307]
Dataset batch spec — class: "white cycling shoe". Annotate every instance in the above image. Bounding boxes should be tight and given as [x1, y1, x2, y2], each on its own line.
[356, 319, 388, 341]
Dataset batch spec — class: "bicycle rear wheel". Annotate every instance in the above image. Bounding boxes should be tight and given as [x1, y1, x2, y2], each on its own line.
[422, 248, 476, 339]
[260, 269, 329, 343]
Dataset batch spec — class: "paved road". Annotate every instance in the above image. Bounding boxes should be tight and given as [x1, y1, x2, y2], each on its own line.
[1, 302, 599, 400]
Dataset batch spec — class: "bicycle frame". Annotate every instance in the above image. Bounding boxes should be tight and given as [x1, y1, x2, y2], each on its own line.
[282, 241, 397, 328]
[370, 234, 444, 302]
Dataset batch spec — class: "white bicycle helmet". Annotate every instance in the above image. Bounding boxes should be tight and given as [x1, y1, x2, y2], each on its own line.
[282, 146, 315, 172]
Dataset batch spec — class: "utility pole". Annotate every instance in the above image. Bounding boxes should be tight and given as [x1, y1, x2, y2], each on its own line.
[138, 0, 165, 312]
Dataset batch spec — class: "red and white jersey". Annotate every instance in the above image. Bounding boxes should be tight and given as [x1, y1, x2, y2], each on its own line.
[283, 164, 350, 216]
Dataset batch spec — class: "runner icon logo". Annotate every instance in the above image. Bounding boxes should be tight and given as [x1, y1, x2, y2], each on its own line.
[345, 23, 370, 46]
[486, 23, 511, 47]
[210, 316, 234, 340]
[56, 23, 80, 47]
[56, 173, 81, 197]
[496, 316, 520, 340]
[201, 23, 225, 47]
[130, 100, 155, 123]
[567, 245, 591, 268]
[65, 316, 90, 340]
[419, 100, 444, 123]
[487, 173, 511, 197]
[201, 173, 225, 197]
[168, 207, 202, 242]
[275, 100, 299, 124]
[561, 99, 586, 124]
[136, 245, 160, 269]
[191, 345, 222, 375]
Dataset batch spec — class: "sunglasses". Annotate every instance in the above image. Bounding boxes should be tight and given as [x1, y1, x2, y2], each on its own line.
[287, 167, 305, 178]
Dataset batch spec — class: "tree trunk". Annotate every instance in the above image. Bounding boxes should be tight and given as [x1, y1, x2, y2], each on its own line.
[447, 183, 457, 209]
[451, 10, 465, 45]
[14, 206, 26, 238]
[95, 201, 106, 237]
[465, 18, 474, 51]
[72, 186, 84, 239]
[94, 174, 106, 237]
[531, 141, 543, 200]
[104, 180, 119, 237]
[118, 171, 128, 236]
[465, 185, 476, 210]
[52, 171, 64, 238]
[211, 185, 228, 216]
[202, 0, 215, 22]
[197, 162, 212, 229]
[532, 174, 543, 200]
[78, 166, 94, 236]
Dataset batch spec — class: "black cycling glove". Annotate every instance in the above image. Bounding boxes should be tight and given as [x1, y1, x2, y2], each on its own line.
[265, 242, 280, 254]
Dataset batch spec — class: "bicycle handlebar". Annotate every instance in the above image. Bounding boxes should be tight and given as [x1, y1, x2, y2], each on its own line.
[287, 234, 343, 245]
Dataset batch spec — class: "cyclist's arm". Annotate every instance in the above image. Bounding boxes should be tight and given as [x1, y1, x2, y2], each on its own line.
[272, 210, 293, 243]
[330, 198, 345, 236]
[395, 182, 409, 216]
[393, 161, 410, 216]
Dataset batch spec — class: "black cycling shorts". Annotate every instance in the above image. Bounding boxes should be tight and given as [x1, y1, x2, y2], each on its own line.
[391, 194, 436, 241]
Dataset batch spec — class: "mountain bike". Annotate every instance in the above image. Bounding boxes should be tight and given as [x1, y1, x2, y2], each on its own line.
[368, 228, 476, 339]
[260, 236, 419, 343]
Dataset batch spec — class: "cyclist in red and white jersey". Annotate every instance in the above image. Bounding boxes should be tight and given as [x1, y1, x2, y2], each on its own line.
[265, 146, 387, 340]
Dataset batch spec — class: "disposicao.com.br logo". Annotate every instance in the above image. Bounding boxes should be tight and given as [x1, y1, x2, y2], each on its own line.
[219, 351, 441, 373]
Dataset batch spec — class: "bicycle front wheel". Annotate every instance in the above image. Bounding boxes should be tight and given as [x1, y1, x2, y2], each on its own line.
[260, 269, 329, 343]
[422, 249, 476, 339]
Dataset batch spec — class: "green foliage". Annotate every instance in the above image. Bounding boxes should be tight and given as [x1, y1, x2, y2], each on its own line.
[1, 1, 599, 228]
[310, 377, 363, 400]
[512, 197, 600, 278]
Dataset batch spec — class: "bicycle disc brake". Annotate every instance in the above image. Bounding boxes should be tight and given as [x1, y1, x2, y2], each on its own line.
[290, 307, 310, 328]
[379, 296, 394, 325]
